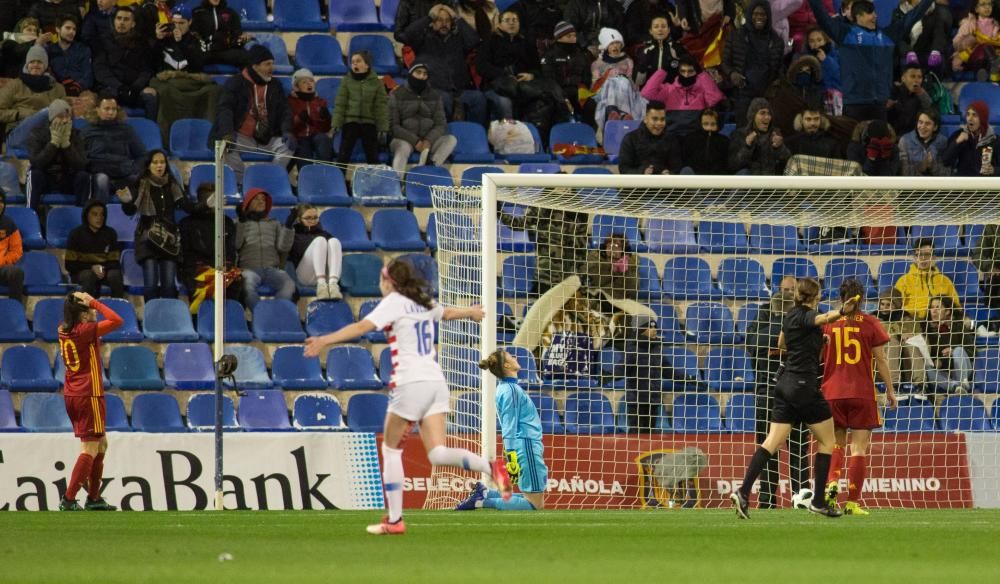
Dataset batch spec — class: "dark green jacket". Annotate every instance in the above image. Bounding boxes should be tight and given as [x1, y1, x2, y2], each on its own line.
[331, 71, 389, 133]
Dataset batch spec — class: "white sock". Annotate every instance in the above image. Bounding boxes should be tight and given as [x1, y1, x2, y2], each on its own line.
[382, 444, 404, 522]
[427, 446, 490, 473]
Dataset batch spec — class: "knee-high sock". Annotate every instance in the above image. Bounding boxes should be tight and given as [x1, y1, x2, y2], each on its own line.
[739, 447, 773, 499]
[484, 494, 536, 510]
[847, 456, 867, 502]
[66, 453, 94, 500]
[427, 446, 490, 473]
[811, 453, 833, 507]
[87, 453, 105, 501]
[382, 444, 404, 523]
[828, 445, 845, 484]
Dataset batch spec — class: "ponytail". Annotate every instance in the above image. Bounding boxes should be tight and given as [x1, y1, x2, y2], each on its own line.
[478, 348, 507, 379]
[59, 293, 90, 334]
[794, 278, 821, 307]
[385, 259, 434, 309]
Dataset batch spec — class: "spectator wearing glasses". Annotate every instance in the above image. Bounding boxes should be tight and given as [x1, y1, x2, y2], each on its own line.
[286, 204, 343, 301]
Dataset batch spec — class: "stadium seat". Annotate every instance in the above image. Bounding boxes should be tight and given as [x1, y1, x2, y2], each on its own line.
[324, 346, 382, 390]
[517, 162, 561, 174]
[590, 214, 646, 251]
[196, 299, 253, 343]
[228, 0, 273, 30]
[448, 122, 496, 163]
[703, 347, 755, 392]
[965, 224, 985, 250]
[449, 391, 481, 432]
[223, 345, 273, 389]
[164, 343, 215, 390]
[45, 206, 81, 248]
[122, 250, 148, 294]
[252, 299, 306, 343]
[294, 34, 346, 75]
[371, 209, 425, 251]
[662, 256, 722, 301]
[314, 77, 341, 108]
[549, 122, 603, 164]
[269, 345, 327, 390]
[498, 219, 536, 253]
[697, 221, 751, 254]
[662, 346, 702, 390]
[188, 164, 240, 205]
[243, 34, 294, 74]
[0, 299, 34, 342]
[319, 208, 375, 251]
[297, 164, 352, 206]
[293, 393, 346, 430]
[186, 393, 238, 431]
[685, 302, 739, 344]
[958, 82, 1000, 123]
[405, 165, 452, 207]
[573, 167, 614, 175]
[378, 347, 393, 386]
[749, 224, 805, 254]
[348, 34, 398, 73]
[18, 252, 67, 295]
[305, 300, 356, 337]
[0, 390, 21, 431]
[602, 119, 640, 163]
[109, 345, 164, 391]
[340, 253, 383, 296]
[426, 213, 438, 250]
[499, 255, 536, 298]
[717, 257, 770, 300]
[0, 161, 25, 204]
[132, 393, 186, 432]
[127, 118, 164, 151]
[649, 302, 687, 344]
[346, 393, 389, 432]
[501, 346, 543, 390]
[237, 389, 292, 431]
[771, 257, 819, 283]
[459, 165, 504, 187]
[143, 299, 199, 342]
[723, 393, 757, 432]
[937, 395, 993, 432]
[736, 302, 764, 338]
[103, 394, 131, 432]
[563, 391, 616, 434]
[636, 256, 664, 300]
[4, 207, 45, 249]
[439, 345, 481, 391]
[499, 123, 550, 164]
[105, 203, 138, 248]
[643, 219, 700, 254]
[822, 257, 877, 300]
[379, 0, 400, 29]
[444, 254, 482, 298]
[876, 259, 911, 294]
[1, 345, 57, 392]
[938, 259, 983, 306]
[243, 164, 297, 206]
[527, 391, 565, 433]
[672, 393, 723, 433]
[974, 347, 1000, 392]
[94, 298, 141, 342]
[358, 300, 387, 342]
[598, 346, 626, 390]
[909, 225, 963, 256]
[168, 119, 215, 160]
[397, 253, 439, 296]
[20, 393, 72, 431]
[272, 0, 328, 31]
[331, 0, 385, 31]
[882, 398, 936, 431]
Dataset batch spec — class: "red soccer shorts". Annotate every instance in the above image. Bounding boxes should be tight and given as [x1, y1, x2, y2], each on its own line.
[64, 396, 106, 441]
[828, 397, 881, 430]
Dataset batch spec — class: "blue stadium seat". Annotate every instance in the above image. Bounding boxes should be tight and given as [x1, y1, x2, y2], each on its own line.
[397, 252, 439, 296]
[164, 343, 215, 390]
[346, 393, 388, 432]
[499, 255, 536, 298]
[703, 347, 755, 392]
[0, 161, 25, 204]
[109, 345, 164, 391]
[319, 208, 375, 251]
[197, 299, 253, 343]
[517, 162, 561, 174]
[965, 224, 985, 250]
[224, 345, 273, 389]
[993, 401, 1000, 431]
[127, 118, 164, 151]
[188, 164, 240, 205]
[348, 34, 398, 73]
[527, 391, 565, 433]
[19, 252, 67, 295]
[444, 253, 481, 297]
[749, 224, 805, 253]
[937, 395, 993, 432]
[497, 217, 536, 253]
[0, 299, 34, 342]
[909, 224, 963, 256]
[882, 398, 935, 431]
[340, 253, 383, 296]
[717, 257, 770, 300]
[325, 346, 383, 390]
[771, 257, 819, 283]
[294, 34, 347, 75]
[496, 301, 516, 344]
[649, 302, 687, 344]
[132, 393, 186, 432]
[252, 299, 306, 342]
[877, 258, 911, 294]
[305, 300, 356, 337]
[662, 346, 702, 390]
[238, 389, 292, 431]
[273, 0, 328, 31]
[20, 393, 72, 431]
[186, 393, 238, 431]
[505, 346, 544, 391]
[439, 345, 481, 390]
[590, 214, 646, 251]
[243, 164, 297, 206]
[974, 347, 1000, 393]
[293, 393, 346, 430]
[371, 209, 425, 251]
[643, 218, 700, 254]
[228, 0, 273, 30]
[426, 213, 437, 250]
[448, 122, 496, 163]
[736, 302, 764, 338]
[685, 301, 739, 344]
[723, 393, 757, 432]
[405, 165, 452, 207]
[822, 257, 877, 300]
[4, 207, 45, 249]
[500, 122, 551, 164]
[602, 119, 640, 163]
[0, 390, 21, 431]
[245, 33, 294, 74]
[938, 259, 983, 306]
[636, 256, 664, 300]
[672, 393, 722, 433]
[331, 0, 385, 31]
[378, 346, 393, 386]
[563, 392, 616, 434]
[662, 256, 722, 301]
[379, 0, 400, 29]
[358, 299, 387, 342]
[271, 345, 327, 390]
[297, 164, 352, 206]
[445, 391, 480, 432]
[53, 346, 108, 390]
[105, 203, 138, 248]
[549, 122, 603, 164]
[459, 165, 504, 187]
[573, 167, 613, 174]
[697, 221, 750, 253]
[143, 299, 199, 342]
[958, 82, 1000, 123]
[119, 249, 144, 295]
[1, 345, 58, 391]
[598, 345, 626, 390]
[103, 394, 131, 432]
[45, 206, 82, 248]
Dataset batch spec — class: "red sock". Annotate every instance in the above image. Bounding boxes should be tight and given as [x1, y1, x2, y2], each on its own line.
[847, 456, 867, 502]
[828, 446, 845, 484]
[66, 453, 94, 500]
[88, 453, 105, 501]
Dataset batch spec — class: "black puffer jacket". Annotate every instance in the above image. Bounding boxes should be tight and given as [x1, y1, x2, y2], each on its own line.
[389, 82, 447, 145]
[617, 124, 683, 175]
[64, 200, 121, 276]
[191, 0, 243, 52]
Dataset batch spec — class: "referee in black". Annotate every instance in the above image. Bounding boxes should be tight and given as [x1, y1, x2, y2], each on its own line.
[732, 277, 855, 519]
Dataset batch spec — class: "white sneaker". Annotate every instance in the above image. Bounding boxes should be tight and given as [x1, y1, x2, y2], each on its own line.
[327, 278, 343, 300]
[977, 325, 998, 338]
[315, 278, 330, 300]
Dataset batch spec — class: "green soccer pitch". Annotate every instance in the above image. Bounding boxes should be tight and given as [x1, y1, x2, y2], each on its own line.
[6, 509, 999, 583]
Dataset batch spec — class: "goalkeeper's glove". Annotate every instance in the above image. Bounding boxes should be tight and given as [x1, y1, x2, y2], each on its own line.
[505, 450, 520, 486]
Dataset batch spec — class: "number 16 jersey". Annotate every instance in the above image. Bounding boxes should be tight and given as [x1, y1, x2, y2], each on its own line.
[821, 312, 890, 401]
[364, 292, 446, 389]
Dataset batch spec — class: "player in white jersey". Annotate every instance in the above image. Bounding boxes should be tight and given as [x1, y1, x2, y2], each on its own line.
[305, 259, 512, 535]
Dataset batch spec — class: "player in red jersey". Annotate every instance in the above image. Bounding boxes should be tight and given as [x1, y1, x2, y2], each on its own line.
[821, 279, 897, 516]
[58, 291, 123, 511]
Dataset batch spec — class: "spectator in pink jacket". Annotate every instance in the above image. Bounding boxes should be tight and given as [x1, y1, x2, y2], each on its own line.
[640, 55, 724, 136]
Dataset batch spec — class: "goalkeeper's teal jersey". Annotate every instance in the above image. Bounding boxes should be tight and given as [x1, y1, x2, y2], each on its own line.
[496, 377, 543, 451]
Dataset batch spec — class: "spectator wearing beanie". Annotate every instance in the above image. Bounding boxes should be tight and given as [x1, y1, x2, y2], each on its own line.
[288, 68, 333, 167]
[541, 21, 594, 121]
[592, 27, 633, 83]
[847, 119, 902, 176]
[943, 100, 999, 176]
[0, 45, 67, 140]
[389, 63, 457, 172]
[332, 50, 389, 165]
[26, 98, 91, 210]
[236, 188, 295, 309]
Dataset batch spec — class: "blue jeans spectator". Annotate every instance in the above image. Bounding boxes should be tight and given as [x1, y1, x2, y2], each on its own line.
[142, 258, 178, 302]
[441, 90, 488, 127]
[242, 267, 296, 308]
[925, 346, 973, 392]
[484, 91, 514, 121]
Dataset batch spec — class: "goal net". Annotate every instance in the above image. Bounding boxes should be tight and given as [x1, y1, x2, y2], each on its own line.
[429, 173, 1000, 510]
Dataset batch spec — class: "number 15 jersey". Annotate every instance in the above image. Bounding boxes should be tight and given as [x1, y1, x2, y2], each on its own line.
[364, 292, 446, 389]
[821, 312, 890, 401]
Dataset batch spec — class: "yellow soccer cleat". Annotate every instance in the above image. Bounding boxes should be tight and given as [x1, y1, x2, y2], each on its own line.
[824, 480, 840, 509]
[844, 501, 869, 516]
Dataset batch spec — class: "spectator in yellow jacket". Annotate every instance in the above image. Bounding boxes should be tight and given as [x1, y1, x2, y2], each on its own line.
[894, 238, 961, 320]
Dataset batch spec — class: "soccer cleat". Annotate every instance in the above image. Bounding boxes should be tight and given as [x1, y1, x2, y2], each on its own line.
[824, 480, 840, 509]
[455, 482, 487, 511]
[59, 498, 84, 511]
[366, 515, 406, 535]
[491, 459, 513, 501]
[84, 497, 117, 511]
[731, 491, 749, 520]
[844, 501, 869, 516]
[808, 502, 843, 518]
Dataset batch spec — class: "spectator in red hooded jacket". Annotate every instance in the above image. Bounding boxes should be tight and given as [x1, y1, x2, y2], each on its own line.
[287, 68, 332, 168]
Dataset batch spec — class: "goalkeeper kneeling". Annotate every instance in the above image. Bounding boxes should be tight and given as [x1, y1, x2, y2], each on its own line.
[456, 349, 547, 511]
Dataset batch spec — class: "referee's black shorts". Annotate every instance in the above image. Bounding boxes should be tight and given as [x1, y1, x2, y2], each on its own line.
[771, 372, 832, 426]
